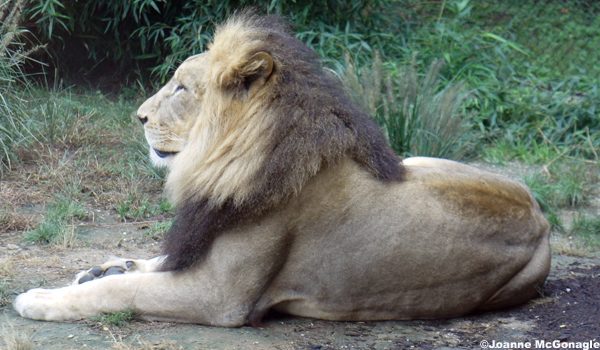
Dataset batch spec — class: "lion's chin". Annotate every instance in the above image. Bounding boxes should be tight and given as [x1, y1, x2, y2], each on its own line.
[149, 147, 176, 168]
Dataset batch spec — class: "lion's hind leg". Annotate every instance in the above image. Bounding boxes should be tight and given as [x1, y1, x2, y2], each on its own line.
[478, 233, 551, 311]
[73, 256, 166, 285]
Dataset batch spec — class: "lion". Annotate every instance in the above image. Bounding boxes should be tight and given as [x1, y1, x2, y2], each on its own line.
[14, 13, 550, 325]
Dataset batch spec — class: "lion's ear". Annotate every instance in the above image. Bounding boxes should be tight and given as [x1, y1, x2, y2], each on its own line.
[220, 51, 274, 93]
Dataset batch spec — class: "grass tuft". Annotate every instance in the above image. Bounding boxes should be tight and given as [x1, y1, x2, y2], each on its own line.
[526, 165, 591, 209]
[144, 220, 172, 241]
[0, 279, 11, 307]
[570, 215, 600, 250]
[92, 310, 136, 327]
[116, 196, 172, 222]
[24, 195, 87, 246]
[1, 321, 33, 350]
[344, 54, 474, 159]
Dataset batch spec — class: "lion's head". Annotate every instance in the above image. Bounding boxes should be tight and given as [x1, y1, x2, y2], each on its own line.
[137, 13, 405, 271]
[137, 53, 208, 169]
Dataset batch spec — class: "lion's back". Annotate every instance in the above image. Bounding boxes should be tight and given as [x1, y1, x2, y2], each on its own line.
[258, 156, 550, 321]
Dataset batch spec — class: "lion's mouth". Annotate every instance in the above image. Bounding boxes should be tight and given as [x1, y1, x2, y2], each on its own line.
[153, 148, 179, 158]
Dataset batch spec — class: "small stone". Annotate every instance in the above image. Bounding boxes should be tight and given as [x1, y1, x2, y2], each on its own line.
[6, 244, 19, 250]
[125, 261, 135, 269]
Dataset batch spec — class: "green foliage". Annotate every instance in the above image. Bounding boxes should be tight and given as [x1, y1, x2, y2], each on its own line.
[145, 220, 172, 241]
[92, 310, 136, 327]
[26, 0, 396, 82]
[24, 195, 87, 245]
[116, 195, 172, 222]
[525, 167, 589, 210]
[523, 160, 596, 231]
[570, 215, 600, 249]
[344, 54, 473, 158]
[0, 0, 39, 170]
[398, 0, 600, 161]
[20, 0, 600, 165]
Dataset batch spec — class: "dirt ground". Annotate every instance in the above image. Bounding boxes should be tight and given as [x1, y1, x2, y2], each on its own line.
[1, 209, 599, 350]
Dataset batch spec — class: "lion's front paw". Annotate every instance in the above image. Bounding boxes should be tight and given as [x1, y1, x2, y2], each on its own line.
[73, 259, 135, 285]
[73, 256, 165, 285]
[14, 288, 81, 321]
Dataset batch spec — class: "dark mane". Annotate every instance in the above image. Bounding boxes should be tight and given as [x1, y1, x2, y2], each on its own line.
[160, 13, 404, 271]
[244, 13, 404, 207]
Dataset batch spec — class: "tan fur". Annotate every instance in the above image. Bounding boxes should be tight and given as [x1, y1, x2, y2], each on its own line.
[14, 14, 550, 325]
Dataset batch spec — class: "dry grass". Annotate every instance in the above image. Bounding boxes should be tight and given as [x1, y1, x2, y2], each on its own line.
[550, 234, 590, 257]
[0, 204, 36, 233]
[0, 179, 47, 207]
[111, 338, 182, 350]
[1, 321, 34, 350]
[59, 223, 78, 248]
[0, 257, 15, 278]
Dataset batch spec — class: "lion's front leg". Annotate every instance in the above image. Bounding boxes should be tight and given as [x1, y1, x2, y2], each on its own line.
[15, 271, 222, 324]
[16, 216, 290, 325]
[73, 256, 166, 285]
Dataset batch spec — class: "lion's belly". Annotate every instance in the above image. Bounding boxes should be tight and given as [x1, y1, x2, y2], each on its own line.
[260, 157, 550, 320]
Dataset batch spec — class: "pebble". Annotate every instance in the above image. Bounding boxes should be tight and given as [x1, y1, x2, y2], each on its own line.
[6, 244, 19, 250]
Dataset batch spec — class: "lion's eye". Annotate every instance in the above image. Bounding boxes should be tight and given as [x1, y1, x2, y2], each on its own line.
[174, 84, 187, 94]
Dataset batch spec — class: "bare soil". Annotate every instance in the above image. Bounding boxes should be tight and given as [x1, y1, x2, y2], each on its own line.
[1, 211, 599, 350]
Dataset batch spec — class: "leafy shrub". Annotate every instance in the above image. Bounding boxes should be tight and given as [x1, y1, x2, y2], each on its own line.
[344, 54, 473, 159]
[26, 0, 401, 83]
[0, 0, 41, 170]
[18, 0, 600, 164]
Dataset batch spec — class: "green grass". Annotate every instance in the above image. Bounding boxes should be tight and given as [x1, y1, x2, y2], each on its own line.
[482, 141, 566, 165]
[24, 196, 87, 245]
[571, 215, 600, 249]
[144, 220, 172, 241]
[344, 54, 474, 159]
[1, 0, 35, 171]
[116, 196, 172, 222]
[523, 159, 597, 233]
[92, 310, 136, 327]
[524, 162, 592, 210]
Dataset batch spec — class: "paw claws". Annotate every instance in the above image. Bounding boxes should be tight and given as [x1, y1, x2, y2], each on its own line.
[78, 273, 95, 284]
[104, 266, 125, 276]
[78, 265, 126, 284]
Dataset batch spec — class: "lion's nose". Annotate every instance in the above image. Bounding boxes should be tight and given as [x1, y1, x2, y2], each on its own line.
[138, 114, 148, 125]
